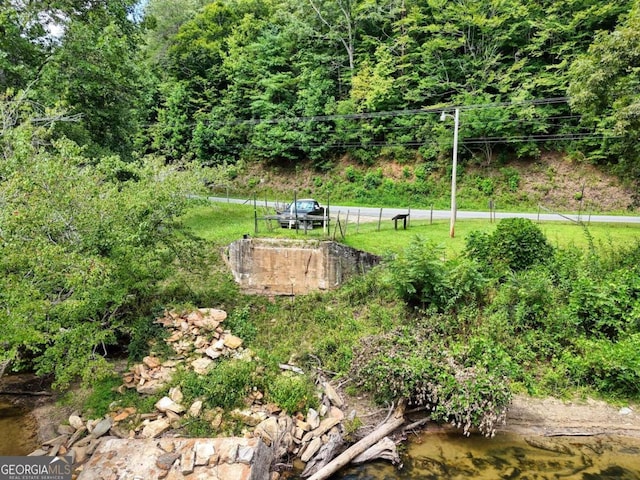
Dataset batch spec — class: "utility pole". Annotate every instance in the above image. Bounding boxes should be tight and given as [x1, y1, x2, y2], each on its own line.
[440, 108, 460, 238]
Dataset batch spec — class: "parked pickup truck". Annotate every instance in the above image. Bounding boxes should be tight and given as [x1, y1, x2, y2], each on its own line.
[277, 199, 326, 229]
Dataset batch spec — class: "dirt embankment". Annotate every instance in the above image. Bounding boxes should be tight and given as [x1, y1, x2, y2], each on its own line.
[501, 395, 640, 438]
[235, 152, 638, 213]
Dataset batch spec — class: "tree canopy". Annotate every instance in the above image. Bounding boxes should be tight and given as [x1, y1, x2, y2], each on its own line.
[2, 0, 638, 171]
[135, 0, 638, 176]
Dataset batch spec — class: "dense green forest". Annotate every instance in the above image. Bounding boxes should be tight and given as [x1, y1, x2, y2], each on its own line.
[2, 0, 640, 172]
[2, 0, 640, 435]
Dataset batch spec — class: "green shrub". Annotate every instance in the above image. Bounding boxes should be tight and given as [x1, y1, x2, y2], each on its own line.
[179, 360, 256, 410]
[567, 335, 640, 397]
[313, 337, 354, 374]
[266, 374, 319, 414]
[344, 166, 360, 183]
[500, 167, 520, 192]
[388, 237, 448, 310]
[414, 163, 432, 181]
[489, 268, 558, 332]
[363, 168, 383, 189]
[475, 176, 495, 196]
[567, 268, 640, 340]
[83, 374, 163, 418]
[467, 218, 553, 274]
[81, 375, 123, 417]
[389, 237, 486, 312]
[225, 305, 257, 344]
[127, 315, 170, 362]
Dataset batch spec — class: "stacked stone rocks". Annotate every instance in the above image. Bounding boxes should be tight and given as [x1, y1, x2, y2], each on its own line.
[29, 308, 378, 479]
[78, 437, 273, 480]
[29, 414, 115, 465]
[121, 308, 247, 396]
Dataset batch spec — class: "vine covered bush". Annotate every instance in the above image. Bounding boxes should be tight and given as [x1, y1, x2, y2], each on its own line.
[350, 328, 511, 437]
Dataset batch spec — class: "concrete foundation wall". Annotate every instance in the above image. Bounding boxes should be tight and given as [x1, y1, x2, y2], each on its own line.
[226, 238, 380, 295]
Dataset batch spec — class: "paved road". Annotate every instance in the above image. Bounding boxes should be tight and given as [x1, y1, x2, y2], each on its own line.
[206, 196, 640, 224]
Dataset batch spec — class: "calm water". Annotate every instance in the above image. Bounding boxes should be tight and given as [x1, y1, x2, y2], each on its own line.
[334, 430, 640, 480]
[0, 401, 38, 456]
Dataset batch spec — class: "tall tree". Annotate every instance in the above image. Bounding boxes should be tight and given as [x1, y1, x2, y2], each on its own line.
[307, 0, 357, 70]
[37, 0, 146, 157]
[0, 2, 50, 90]
[0, 97, 205, 387]
[143, 0, 210, 68]
[568, 0, 640, 178]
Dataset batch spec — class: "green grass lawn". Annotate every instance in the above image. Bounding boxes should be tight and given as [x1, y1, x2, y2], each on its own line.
[183, 202, 640, 256]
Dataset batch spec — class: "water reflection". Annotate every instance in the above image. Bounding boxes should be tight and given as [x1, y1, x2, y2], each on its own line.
[336, 430, 640, 479]
[0, 401, 38, 456]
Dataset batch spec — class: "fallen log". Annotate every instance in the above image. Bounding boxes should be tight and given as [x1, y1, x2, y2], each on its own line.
[402, 417, 430, 434]
[352, 436, 399, 465]
[305, 403, 406, 480]
[0, 390, 52, 396]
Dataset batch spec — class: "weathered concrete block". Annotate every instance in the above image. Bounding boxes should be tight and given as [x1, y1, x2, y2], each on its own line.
[226, 239, 380, 295]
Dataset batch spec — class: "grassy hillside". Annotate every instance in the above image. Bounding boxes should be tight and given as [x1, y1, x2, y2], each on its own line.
[223, 153, 638, 214]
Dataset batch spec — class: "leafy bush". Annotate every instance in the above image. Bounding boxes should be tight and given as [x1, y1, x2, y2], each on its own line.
[179, 360, 256, 410]
[0, 122, 209, 388]
[388, 237, 448, 310]
[389, 237, 486, 312]
[566, 335, 640, 397]
[567, 268, 640, 340]
[225, 305, 257, 344]
[363, 168, 383, 189]
[344, 165, 361, 183]
[127, 315, 170, 362]
[466, 218, 553, 275]
[489, 268, 559, 333]
[500, 167, 520, 192]
[475, 176, 495, 196]
[82, 375, 163, 418]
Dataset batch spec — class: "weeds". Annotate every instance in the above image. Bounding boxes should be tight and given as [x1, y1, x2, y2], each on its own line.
[266, 374, 319, 414]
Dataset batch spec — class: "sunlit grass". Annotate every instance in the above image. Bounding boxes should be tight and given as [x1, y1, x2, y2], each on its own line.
[183, 202, 640, 257]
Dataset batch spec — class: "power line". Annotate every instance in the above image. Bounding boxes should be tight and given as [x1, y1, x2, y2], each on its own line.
[148, 95, 622, 152]
[204, 133, 619, 151]
[203, 96, 570, 128]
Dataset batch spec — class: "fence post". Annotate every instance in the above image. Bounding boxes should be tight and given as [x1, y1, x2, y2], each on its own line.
[430, 204, 433, 225]
[325, 195, 330, 236]
[356, 209, 361, 234]
[333, 212, 340, 240]
[344, 210, 350, 236]
[378, 208, 383, 232]
[254, 194, 258, 234]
